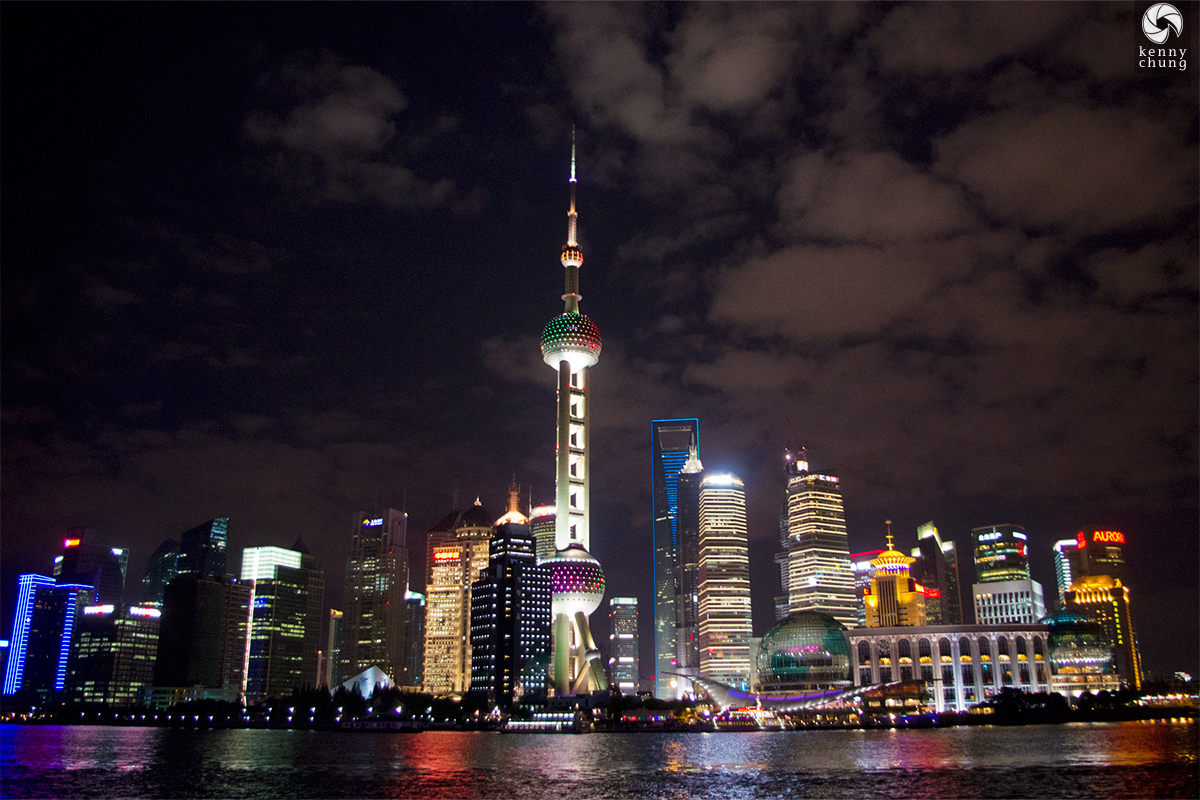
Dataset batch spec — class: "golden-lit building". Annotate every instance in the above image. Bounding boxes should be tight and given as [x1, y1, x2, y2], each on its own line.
[1064, 575, 1142, 690]
[422, 500, 493, 695]
[864, 530, 926, 628]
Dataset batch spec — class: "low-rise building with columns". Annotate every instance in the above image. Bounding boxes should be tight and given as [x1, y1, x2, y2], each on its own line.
[847, 623, 1050, 713]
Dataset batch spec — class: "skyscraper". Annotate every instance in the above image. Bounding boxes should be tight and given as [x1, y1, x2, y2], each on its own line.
[55, 530, 128, 607]
[67, 604, 160, 706]
[1068, 530, 1128, 586]
[530, 506, 557, 565]
[650, 418, 698, 698]
[177, 518, 229, 579]
[780, 451, 857, 628]
[341, 509, 409, 686]
[608, 597, 639, 694]
[1053, 539, 1078, 608]
[540, 131, 607, 696]
[423, 500, 493, 695]
[403, 591, 425, 689]
[1065, 575, 1142, 690]
[140, 539, 181, 608]
[3, 574, 57, 695]
[697, 473, 753, 690]
[2, 575, 93, 698]
[971, 524, 1030, 583]
[673, 445, 703, 695]
[909, 522, 964, 626]
[469, 484, 551, 710]
[241, 541, 325, 700]
[153, 574, 252, 702]
[324, 609, 343, 688]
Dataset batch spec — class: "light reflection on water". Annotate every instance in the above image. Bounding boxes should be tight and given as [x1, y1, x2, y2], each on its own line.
[2, 721, 1196, 799]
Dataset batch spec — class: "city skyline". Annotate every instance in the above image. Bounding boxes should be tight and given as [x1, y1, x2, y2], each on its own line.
[2, 2, 1197, 682]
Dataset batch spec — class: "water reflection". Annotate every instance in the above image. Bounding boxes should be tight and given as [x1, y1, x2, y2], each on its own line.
[1, 721, 1195, 799]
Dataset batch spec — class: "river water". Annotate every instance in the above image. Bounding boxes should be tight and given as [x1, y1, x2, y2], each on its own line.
[2, 721, 1196, 798]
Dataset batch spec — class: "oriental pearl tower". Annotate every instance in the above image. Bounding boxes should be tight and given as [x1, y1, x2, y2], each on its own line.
[540, 130, 609, 695]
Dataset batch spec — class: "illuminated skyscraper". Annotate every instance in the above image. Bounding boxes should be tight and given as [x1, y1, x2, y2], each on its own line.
[608, 597, 639, 693]
[540, 132, 607, 696]
[909, 522, 964, 625]
[469, 482, 551, 710]
[849, 550, 885, 627]
[423, 500, 493, 695]
[697, 473, 753, 690]
[673, 445, 703, 695]
[650, 418, 698, 698]
[863, 527, 926, 628]
[241, 541, 325, 700]
[403, 591, 425, 688]
[341, 509, 409, 685]
[1053, 539, 1078, 608]
[530, 506, 557, 565]
[2, 575, 93, 698]
[1064, 575, 1142, 690]
[780, 451, 857, 628]
[1068, 530, 1127, 586]
[324, 609, 343, 688]
[67, 604, 160, 706]
[971, 524, 1030, 583]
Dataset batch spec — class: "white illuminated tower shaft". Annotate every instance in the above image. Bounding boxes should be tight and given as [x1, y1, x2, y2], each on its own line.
[540, 131, 607, 695]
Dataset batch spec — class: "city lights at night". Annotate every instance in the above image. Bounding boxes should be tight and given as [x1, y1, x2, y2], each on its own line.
[1, 2, 1196, 797]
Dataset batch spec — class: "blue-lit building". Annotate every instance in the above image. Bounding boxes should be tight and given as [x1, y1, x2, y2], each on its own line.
[2, 578, 95, 699]
[651, 418, 698, 698]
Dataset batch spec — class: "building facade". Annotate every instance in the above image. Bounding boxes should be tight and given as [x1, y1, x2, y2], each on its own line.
[341, 509, 409, 686]
[697, 473, 753, 690]
[972, 578, 1046, 626]
[1064, 575, 1142, 690]
[909, 522, 964, 625]
[780, 451, 857, 628]
[650, 418, 698, 698]
[469, 499, 551, 710]
[971, 524, 1030, 583]
[848, 624, 1051, 712]
[673, 445, 703, 695]
[242, 541, 324, 700]
[177, 518, 230, 580]
[2, 577, 94, 698]
[423, 501, 493, 695]
[153, 574, 251, 701]
[864, 534, 926, 628]
[608, 597, 639, 694]
[67, 604, 160, 706]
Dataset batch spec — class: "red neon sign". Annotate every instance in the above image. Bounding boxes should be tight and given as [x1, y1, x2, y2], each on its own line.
[1076, 531, 1088, 549]
[63, 538, 81, 549]
[922, 586, 941, 599]
[433, 551, 459, 561]
[1092, 530, 1124, 544]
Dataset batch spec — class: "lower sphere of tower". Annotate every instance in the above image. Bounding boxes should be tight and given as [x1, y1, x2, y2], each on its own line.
[545, 544, 605, 617]
[541, 312, 601, 372]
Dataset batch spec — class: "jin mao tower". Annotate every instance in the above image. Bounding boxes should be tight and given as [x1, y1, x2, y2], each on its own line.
[540, 131, 607, 695]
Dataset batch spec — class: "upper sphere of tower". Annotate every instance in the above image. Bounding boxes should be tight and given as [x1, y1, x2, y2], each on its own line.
[541, 311, 601, 372]
[561, 245, 583, 267]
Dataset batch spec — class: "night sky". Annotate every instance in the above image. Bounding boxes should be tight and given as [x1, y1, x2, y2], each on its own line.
[3, 3, 1197, 679]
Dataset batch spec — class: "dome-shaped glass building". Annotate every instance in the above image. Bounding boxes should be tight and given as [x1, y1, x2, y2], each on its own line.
[1041, 610, 1120, 697]
[754, 611, 851, 693]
